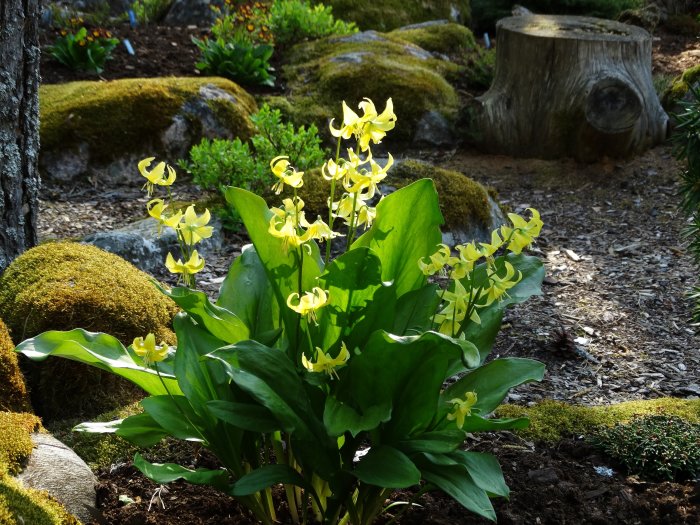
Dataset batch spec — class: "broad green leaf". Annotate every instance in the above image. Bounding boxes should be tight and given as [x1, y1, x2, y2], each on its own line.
[392, 284, 441, 336]
[141, 395, 205, 442]
[415, 454, 495, 521]
[15, 329, 181, 396]
[162, 286, 249, 344]
[323, 396, 391, 437]
[353, 446, 421, 488]
[225, 187, 323, 348]
[134, 453, 229, 491]
[216, 244, 280, 343]
[440, 358, 545, 422]
[206, 400, 280, 433]
[460, 415, 532, 433]
[462, 254, 544, 362]
[352, 179, 443, 297]
[114, 412, 169, 447]
[73, 420, 122, 434]
[396, 430, 466, 455]
[229, 464, 309, 497]
[448, 450, 509, 498]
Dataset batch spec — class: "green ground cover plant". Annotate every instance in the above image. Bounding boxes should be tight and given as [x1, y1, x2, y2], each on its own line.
[17, 97, 546, 524]
[48, 26, 119, 74]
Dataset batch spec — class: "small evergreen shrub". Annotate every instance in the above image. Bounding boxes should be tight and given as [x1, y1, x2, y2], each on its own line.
[590, 415, 700, 481]
[47, 26, 118, 74]
[270, 0, 357, 46]
[193, 37, 275, 87]
[131, 0, 173, 24]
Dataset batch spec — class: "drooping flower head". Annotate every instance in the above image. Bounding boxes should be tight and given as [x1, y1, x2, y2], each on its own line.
[446, 392, 478, 429]
[139, 157, 176, 196]
[165, 250, 206, 281]
[287, 287, 330, 324]
[270, 156, 304, 195]
[302, 342, 350, 379]
[178, 205, 214, 245]
[132, 333, 169, 365]
[500, 208, 543, 254]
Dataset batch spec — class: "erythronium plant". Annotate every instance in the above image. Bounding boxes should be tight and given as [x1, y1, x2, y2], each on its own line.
[17, 98, 546, 524]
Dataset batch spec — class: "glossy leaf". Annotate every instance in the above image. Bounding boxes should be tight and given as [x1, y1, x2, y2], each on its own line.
[323, 396, 391, 437]
[448, 450, 509, 498]
[141, 395, 205, 442]
[230, 464, 309, 497]
[392, 284, 441, 336]
[134, 453, 230, 492]
[114, 412, 169, 447]
[206, 400, 280, 433]
[396, 430, 466, 455]
[353, 446, 421, 488]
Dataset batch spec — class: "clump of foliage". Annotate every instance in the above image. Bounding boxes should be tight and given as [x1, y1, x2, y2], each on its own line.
[131, 0, 173, 24]
[671, 85, 700, 322]
[269, 0, 357, 47]
[47, 26, 119, 74]
[210, 0, 273, 44]
[0, 319, 31, 413]
[18, 96, 547, 524]
[180, 103, 327, 226]
[193, 36, 275, 87]
[590, 415, 700, 481]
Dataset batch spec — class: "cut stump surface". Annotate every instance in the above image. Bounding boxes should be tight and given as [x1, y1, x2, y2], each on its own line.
[476, 15, 668, 161]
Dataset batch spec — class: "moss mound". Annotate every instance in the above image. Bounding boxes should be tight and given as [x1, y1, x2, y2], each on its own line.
[496, 398, 700, 444]
[40, 77, 258, 163]
[388, 21, 477, 56]
[661, 64, 700, 110]
[283, 31, 460, 146]
[315, 0, 471, 31]
[0, 473, 80, 525]
[0, 242, 179, 420]
[0, 320, 30, 413]
[0, 412, 42, 476]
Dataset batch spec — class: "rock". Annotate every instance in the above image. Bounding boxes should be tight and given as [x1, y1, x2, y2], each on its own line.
[83, 215, 224, 273]
[388, 20, 478, 59]
[318, 0, 471, 31]
[618, 4, 662, 32]
[16, 433, 96, 524]
[661, 64, 700, 111]
[164, 0, 217, 27]
[512, 5, 534, 16]
[39, 77, 257, 186]
[413, 110, 456, 147]
[527, 467, 559, 484]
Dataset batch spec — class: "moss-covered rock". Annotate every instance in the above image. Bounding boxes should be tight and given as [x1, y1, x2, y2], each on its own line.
[388, 20, 477, 57]
[0, 412, 42, 476]
[496, 397, 700, 444]
[282, 30, 460, 147]
[0, 242, 179, 420]
[315, 0, 471, 31]
[0, 320, 30, 413]
[39, 77, 258, 184]
[661, 64, 700, 110]
[0, 473, 80, 525]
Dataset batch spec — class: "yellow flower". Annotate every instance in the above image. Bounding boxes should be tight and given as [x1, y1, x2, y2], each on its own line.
[178, 205, 213, 245]
[345, 154, 393, 199]
[479, 230, 504, 258]
[501, 208, 543, 254]
[287, 287, 330, 324]
[138, 157, 176, 196]
[329, 101, 363, 139]
[321, 158, 348, 181]
[481, 261, 521, 306]
[268, 215, 304, 252]
[418, 244, 456, 276]
[446, 392, 478, 429]
[132, 333, 169, 365]
[434, 278, 473, 335]
[147, 199, 183, 234]
[357, 98, 397, 151]
[302, 342, 350, 379]
[270, 156, 304, 194]
[355, 202, 377, 228]
[165, 250, 206, 276]
[300, 217, 342, 243]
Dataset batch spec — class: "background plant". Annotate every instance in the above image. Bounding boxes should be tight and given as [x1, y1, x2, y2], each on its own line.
[18, 98, 545, 525]
[131, 0, 173, 25]
[269, 0, 358, 47]
[193, 36, 275, 87]
[210, 0, 273, 44]
[590, 414, 700, 481]
[671, 85, 700, 322]
[47, 26, 119, 74]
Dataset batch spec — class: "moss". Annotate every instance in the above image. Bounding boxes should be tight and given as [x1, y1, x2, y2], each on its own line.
[496, 398, 700, 444]
[0, 473, 80, 525]
[0, 412, 42, 476]
[314, 0, 471, 31]
[283, 34, 459, 146]
[388, 22, 477, 56]
[0, 242, 179, 420]
[661, 64, 700, 109]
[0, 319, 31, 413]
[40, 77, 258, 163]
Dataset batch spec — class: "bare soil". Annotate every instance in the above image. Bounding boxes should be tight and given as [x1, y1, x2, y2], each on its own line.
[33, 19, 700, 525]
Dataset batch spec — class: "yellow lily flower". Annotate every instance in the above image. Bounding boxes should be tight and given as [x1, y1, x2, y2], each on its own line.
[357, 98, 397, 151]
[434, 278, 472, 335]
[345, 154, 393, 199]
[165, 250, 206, 276]
[268, 215, 304, 252]
[479, 230, 504, 258]
[147, 199, 183, 234]
[321, 158, 348, 181]
[270, 156, 304, 195]
[482, 261, 521, 306]
[287, 287, 330, 324]
[446, 391, 478, 429]
[501, 208, 544, 254]
[132, 333, 169, 365]
[139, 157, 176, 196]
[451, 242, 482, 279]
[418, 244, 457, 276]
[302, 342, 350, 379]
[178, 205, 213, 246]
[355, 203, 377, 228]
[329, 101, 363, 139]
[299, 217, 342, 243]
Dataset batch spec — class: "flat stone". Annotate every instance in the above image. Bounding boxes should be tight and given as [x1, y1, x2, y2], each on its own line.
[527, 467, 559, 484]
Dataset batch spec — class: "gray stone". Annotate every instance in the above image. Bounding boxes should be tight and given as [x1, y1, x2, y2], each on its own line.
[82, 215, 223, 273]
[413, 110, 456, 147]
[394, 20, 450, 31]
[330, 52, 370, 64]
[40, 143, 90, 184]
[527, 467, 559, 484]
[334, 30, 387, 45]
[164, 0, 217, 27]
[16, 433, 96, 524]
[441, 195, 506, 246]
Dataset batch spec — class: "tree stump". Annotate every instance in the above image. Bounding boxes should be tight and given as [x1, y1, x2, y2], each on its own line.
[476, 15, 668, 161]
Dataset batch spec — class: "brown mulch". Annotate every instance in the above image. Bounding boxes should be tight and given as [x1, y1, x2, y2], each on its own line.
[32, 19, 700, 525]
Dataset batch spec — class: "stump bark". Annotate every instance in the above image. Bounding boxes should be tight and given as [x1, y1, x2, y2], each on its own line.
[476, 15, 668, 161]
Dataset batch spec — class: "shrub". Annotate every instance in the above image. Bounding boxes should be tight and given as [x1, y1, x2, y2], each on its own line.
[193, 37, 275, 87]
[0, 319, 31, 413]
[210, 0, 272, 44]
[270, 0, 357, 46]
[47, 26, 119, 74]
[131, 0, 173, 24]
[590, 415, 700, 481]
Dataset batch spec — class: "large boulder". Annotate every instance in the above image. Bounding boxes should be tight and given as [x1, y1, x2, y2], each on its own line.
[315, 0, 471, 31]
[0, 319, 31, 413]
[0, 243, 179, 420]
[281, 29, 463, 148]
[39, 77, 258, 185]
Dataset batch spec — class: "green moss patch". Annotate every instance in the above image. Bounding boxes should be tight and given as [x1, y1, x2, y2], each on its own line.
[388, 22, 477, 57]
[661, 64, 700, 109]
[0, 412, 42, 476]
[40, 77, 257, 163]
[496, 398, 700, 444]
[315, 0, 471, 31]
[0, 320, 30, 413]
[0, 473, 79, 525]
